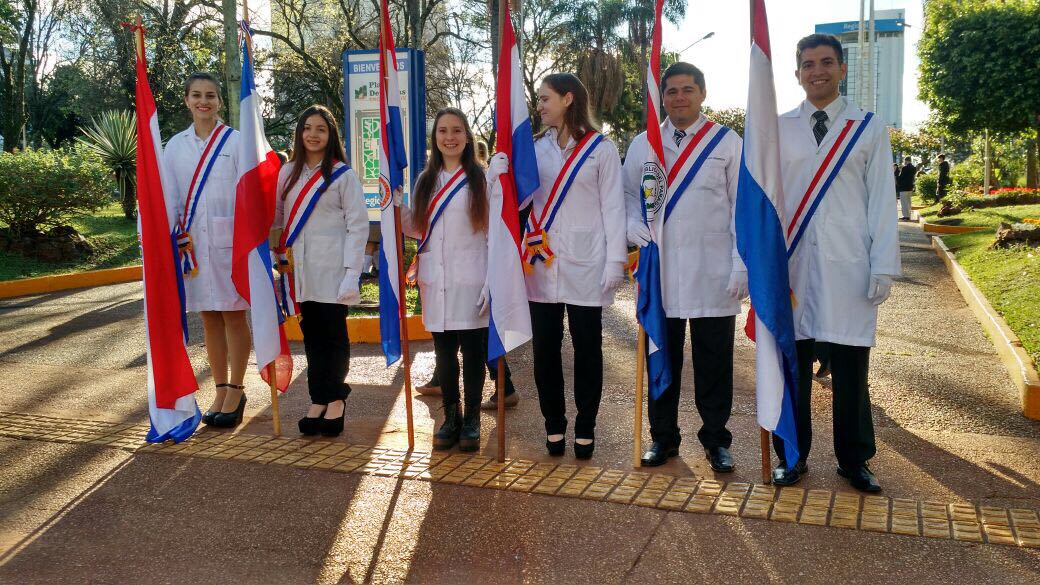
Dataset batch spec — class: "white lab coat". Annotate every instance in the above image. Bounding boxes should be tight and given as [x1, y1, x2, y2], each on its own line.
[401, 168, 489, 332]
[526, 128, 627, 307]
[274, 161, 369, 305]
[623, 115, 745, 319]
[779, 98, 902, 347]
[163, 124, 247, 313]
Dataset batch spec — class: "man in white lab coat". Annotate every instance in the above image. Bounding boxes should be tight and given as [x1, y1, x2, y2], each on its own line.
[623, 62, 746, 471]
[771, 34, 901, 492]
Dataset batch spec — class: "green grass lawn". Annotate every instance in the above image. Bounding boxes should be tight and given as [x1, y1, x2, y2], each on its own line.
[921, 203, 1040, 229]
[932, 204, 1040, 366]
[0, 202, 141, 281]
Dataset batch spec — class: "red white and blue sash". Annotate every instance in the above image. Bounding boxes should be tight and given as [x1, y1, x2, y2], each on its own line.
[416, 167, 469, 255]
[405, 168, 468, 286]
[274, 160, 350, 317]
[176, 123, 233, 277]
[661, 121, 730, 224]
[786, 112, 874, 255]
[522, 131, 604, 270]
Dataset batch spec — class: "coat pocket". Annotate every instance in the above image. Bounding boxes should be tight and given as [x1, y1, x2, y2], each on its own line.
[211, 216, 234, 248]
[417, 251, 441, 286]
[699, 232, 733, 277]
[820, 217, 868, 264]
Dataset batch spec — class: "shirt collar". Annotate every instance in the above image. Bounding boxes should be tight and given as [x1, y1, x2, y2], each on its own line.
[802, 95, 846, 123]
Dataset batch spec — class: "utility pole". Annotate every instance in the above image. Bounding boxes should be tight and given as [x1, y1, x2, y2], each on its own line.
[223, 0, 241, 127]
[867, 0, 876, 112]
[857, 0, 866, 108]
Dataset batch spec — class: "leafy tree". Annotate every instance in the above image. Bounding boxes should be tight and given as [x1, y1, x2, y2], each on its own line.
[918, 0, 1040, 187]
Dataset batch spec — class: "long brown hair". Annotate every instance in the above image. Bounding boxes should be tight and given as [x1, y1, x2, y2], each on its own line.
[537, 73, 598, 141]
[280, 105, 348, 201]
[411, 108, 488, 234]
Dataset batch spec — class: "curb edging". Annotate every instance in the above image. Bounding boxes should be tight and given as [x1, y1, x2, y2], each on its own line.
[930, 236, 1040, 420]
[0, 265, 143, 299]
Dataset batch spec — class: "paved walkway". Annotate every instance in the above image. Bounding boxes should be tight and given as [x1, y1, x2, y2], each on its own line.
[0, 224, 1038, 584]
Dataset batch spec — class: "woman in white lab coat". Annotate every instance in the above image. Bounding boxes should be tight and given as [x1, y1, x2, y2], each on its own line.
[401, 108, 495, 453]
[163, 73, 249, 429]
[526, 72, 627, 459]
[272, 105, 368, 437]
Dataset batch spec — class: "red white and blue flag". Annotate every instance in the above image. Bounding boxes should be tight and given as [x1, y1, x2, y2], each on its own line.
[735, 0, 800, 465]
[231, 22, 291, 392]
[488, 0, 537, 362]
[131, 24, 200, 443]
[633, 0, 671, 401]
[377, 0, 408, 366]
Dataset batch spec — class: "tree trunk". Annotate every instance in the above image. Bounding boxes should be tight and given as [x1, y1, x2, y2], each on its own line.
[224, 0, 241, 128]
[487, 0, 501, 151]
[1027, 129, 1039, 189]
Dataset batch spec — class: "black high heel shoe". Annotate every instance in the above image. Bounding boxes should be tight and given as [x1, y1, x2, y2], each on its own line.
[298, 405, 327, 436]
[320, 400, 346, 437]
[212, 384, 246, 428]
[574, 438, 595, 460]
[202, 383, 229, 426]
[546, 435, 566, 456]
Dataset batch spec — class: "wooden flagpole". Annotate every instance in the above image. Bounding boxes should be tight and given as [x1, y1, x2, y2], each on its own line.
[393, 206, 413, 451]
[496, 358, 506, 462]
[633, 325, 646, 468]
[760, 428, 770, 484]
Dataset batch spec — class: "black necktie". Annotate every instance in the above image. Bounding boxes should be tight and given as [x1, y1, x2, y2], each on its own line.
[673, 128, 686, 147]
[812, 110, 829, 145]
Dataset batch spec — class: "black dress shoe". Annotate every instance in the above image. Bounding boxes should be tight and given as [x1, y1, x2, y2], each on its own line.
[772, 461, 808, 486]
[574, 439, 595, 460]
[212, 387, 246, 428]
[837, 464, 882, 493]
[546, 436, 565, 456]
[202, 383, 229, 426]
[641, 442, 678, 467]
[298, 404, 327, 436]
[319, 401, 345, 437]
[705, 446, 735, 473]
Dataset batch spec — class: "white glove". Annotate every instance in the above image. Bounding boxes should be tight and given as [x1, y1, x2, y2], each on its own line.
[487, 152, 509, 183]
[600, 261, 626, 295]
[392, 187, 403, 207]
[476, 282, 490, 317]
[867, 274, 893, 306]
[726, 269, 749, 300]
[626, 220, 651, 248]
[337, 269, 361, 304]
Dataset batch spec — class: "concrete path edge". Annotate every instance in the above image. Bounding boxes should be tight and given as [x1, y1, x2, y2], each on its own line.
[931, 235, 1040, 419]
[0, 265, 143, 299]
[0, 264, 431, 343]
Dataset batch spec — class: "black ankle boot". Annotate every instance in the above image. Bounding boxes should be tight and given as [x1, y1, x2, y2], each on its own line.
[433, 403, 462, 450]
[459, 409, 480, 452]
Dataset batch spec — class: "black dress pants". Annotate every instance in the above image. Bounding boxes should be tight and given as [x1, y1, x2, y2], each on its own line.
[773, 340, 876, 468]
[530, 301, 603, 438]
[432, 328, 487, 415]
[299, 301, 351, 405]
[649, 316, 735, 449]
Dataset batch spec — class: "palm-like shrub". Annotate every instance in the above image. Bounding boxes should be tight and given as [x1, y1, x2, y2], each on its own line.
[78, 110, 138, 219]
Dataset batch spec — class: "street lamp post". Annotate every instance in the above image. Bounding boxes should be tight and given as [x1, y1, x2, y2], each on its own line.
[678, 31, 715, 55]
